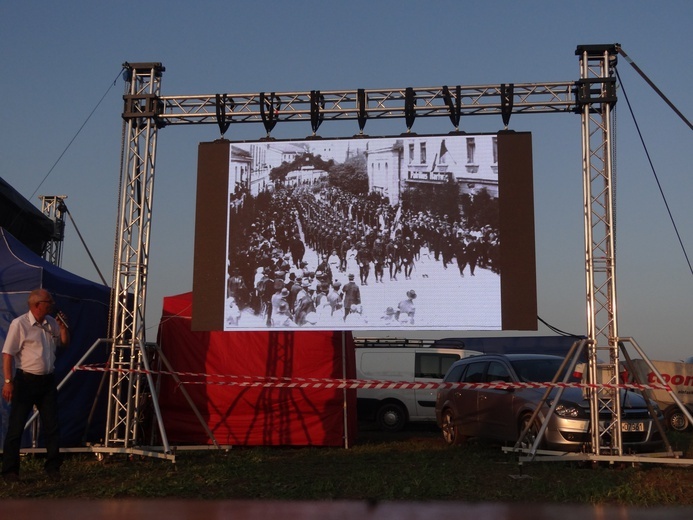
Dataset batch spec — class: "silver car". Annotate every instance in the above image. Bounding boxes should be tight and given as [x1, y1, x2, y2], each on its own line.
[435, 354, 664, 452]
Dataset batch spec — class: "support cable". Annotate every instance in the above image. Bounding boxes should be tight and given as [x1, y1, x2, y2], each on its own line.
[60, 201, 109, 286]
[616, 68, 693, 278]
[617, 47, 692, 132]
[29, 67, 125, 199]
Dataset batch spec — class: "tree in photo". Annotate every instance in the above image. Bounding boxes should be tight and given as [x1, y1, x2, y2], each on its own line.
[328, 153, 368, 196]
[460, 188, 498, 231]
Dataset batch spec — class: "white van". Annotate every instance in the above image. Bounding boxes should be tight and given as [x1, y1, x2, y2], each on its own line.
[355, 343, 481, 431]
[629, 358, 693, 431]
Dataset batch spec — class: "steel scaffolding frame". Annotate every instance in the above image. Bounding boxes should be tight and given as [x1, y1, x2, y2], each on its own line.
[105, 46, 682, 463]
[39, 195, 67, 266]
[577, 45, 624, 456]
[105, 63, 170, 457]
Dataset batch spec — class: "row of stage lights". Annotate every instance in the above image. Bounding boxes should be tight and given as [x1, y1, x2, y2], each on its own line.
[213, 84, 516, 140]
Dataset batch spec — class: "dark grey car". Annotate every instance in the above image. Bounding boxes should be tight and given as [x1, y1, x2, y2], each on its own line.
[435, 354, 663, 452]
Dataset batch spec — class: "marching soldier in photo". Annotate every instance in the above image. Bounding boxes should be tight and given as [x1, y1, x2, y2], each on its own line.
[441, 229, 455, 269]
[289, 234, 306, 267]
[455, 233, 468, 277]
[386, 236, 400, 281]
[466, 235, 480, 276]
[372, 237, 386, 283]
[356, 241, 372, 286]
[401, 237, 415, 280]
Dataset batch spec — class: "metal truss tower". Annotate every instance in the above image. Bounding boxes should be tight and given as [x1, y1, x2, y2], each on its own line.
[576, 45, 624, 456]
[109, 46, 667, 461]
[106, 62, 171, 456]
[39, 195, 67, 266]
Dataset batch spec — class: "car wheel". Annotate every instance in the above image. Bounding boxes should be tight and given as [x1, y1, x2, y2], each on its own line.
[376, 402, 407, 432]
[441, 408, 465, 445]
[666, 406, 691, 432]
[518, 413, 543, 450]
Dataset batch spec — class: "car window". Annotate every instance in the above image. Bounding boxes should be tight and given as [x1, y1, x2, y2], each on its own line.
[486, 361, 511, 382]
[461, 361, 486, 383]
[443, 364, 465, 383]
[510, 358, 578, 383]
[416, 353, 461, 379]
[439, 354, 461, 377]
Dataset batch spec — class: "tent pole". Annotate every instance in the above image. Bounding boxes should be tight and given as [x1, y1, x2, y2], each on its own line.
[155, 344, 221, 448]
[342, 330, 349, 449]
[137, 341, 172, 454]
[82, 360, 110, 444]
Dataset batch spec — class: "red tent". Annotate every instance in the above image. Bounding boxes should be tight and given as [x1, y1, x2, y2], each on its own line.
[156, 292, 357, 446]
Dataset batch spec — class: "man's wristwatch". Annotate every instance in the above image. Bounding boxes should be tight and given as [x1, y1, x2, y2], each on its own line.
[4, 378, 11, 384]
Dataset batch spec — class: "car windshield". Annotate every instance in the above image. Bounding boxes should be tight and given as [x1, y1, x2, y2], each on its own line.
[510, 358, 579, 383]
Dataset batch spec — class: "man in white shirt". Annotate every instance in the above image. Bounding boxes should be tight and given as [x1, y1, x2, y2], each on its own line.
[2, 289, 69, 482]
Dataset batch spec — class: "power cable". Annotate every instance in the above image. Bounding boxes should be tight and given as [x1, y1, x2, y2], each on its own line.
[615, 68, 693, 279]
[537, 315, 584, 338]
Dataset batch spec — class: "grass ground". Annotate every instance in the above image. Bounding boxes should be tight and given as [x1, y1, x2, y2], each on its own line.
[2, 425, 693, 505]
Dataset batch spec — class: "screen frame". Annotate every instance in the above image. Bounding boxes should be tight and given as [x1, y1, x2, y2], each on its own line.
[192, 131, 536, 332]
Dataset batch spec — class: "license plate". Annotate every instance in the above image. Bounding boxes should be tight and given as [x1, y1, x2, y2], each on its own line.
[622, 422, 644, 432]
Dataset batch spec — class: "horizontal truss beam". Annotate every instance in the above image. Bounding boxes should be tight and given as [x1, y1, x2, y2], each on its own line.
[142, 82, 578, 128]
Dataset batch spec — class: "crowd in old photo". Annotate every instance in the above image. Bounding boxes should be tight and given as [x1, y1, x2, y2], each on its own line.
[224, 183, 498, 329]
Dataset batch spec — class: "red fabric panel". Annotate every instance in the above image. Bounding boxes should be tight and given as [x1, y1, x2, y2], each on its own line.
[157, 292, 357, 446]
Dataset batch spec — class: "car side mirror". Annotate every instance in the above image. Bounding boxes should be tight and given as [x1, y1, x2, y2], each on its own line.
[490, 380, 514, 392]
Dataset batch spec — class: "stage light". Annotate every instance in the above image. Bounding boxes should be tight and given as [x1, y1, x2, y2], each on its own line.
[260, 92, 281, 136]
[442, 85, 462, 131]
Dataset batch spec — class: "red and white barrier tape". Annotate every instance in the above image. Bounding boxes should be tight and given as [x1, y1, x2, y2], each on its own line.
[73, 363, 673, 392]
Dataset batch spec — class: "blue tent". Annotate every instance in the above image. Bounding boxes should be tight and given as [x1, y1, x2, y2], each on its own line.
[0, 227, 111, 448]
[0, 176, 55, 256]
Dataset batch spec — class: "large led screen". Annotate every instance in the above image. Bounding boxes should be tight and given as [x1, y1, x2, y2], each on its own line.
[192, 132, 536, 332]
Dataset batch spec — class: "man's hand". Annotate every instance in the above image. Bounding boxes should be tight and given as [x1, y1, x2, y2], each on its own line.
[2, 381, 12, 403]
[56, 311, 69, 330]
[56, 311, 70, 347]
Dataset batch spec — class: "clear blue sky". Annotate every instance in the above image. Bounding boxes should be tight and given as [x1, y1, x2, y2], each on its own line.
[1, 1, 691, 359]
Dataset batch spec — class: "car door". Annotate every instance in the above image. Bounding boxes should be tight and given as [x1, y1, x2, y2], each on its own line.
[475, 360, 516, 441]
[450, 360, 487, 437]
[414, 352, 462, 419]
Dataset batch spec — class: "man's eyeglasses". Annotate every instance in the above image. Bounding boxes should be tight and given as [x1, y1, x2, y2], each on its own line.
[38, 300, 54, 304]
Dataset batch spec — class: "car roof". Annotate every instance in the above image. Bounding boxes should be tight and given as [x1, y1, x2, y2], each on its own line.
[450, 353, 565, 365]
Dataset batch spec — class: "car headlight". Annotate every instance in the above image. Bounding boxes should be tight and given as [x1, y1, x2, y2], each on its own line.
[551, 401, 585, 418]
